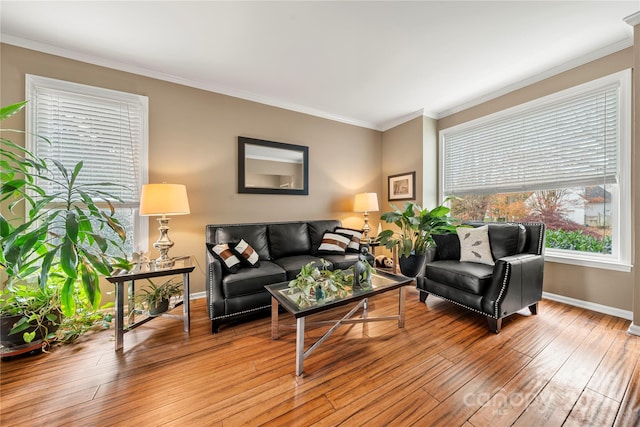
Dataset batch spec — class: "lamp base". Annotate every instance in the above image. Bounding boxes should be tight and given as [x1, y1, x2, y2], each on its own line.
[154, 257, 175, 269]
[153, 216, 175, 269]
[361, 211, 371, 243]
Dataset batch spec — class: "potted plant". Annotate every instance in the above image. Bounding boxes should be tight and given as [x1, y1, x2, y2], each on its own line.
[1, 101, 131, 350]
[0, 282, 61, 352]
[376, 200, 460, 276]
[137, 279, 183, 316]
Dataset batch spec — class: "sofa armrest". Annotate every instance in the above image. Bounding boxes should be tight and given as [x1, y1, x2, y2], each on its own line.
[482, 253, 544, 316]
[206, 252, 226, 320]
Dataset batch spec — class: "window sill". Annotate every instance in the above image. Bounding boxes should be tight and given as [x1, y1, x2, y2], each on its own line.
[544, 251, 632, 272]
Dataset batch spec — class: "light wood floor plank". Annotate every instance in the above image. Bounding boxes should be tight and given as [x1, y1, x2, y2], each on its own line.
[564, 388, 620, 427]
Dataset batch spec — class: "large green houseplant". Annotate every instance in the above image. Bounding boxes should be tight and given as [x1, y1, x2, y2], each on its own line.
[376, 201, 460, 276]
[1, 101, 130, 348]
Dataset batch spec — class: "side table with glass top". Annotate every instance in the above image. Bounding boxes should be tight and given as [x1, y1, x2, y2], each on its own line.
[106, 256, 195, 351]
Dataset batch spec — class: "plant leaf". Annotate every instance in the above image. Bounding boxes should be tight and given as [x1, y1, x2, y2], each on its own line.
[61, 277, 76, 317]
[60, 239, 78, 279]
[0, 101, 27, 120]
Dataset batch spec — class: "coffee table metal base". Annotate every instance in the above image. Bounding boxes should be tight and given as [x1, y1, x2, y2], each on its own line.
[271, 286, 406, 376]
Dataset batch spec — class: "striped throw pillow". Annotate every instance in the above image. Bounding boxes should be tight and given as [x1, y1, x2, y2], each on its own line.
[207, 243, 241, 273]
[317, 232, 351, 254]
[231, 239, 260, 268]
[334, 227, 363, 252]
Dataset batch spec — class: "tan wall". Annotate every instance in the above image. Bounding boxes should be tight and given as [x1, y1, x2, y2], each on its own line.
[0, 43, 383, 297]
[437, 47, 635, 313]
[422, 116, 438, 209]
[381, 116, 424, 213]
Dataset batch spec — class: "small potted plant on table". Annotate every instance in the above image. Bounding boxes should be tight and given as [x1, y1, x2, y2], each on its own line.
[137, 279, 183, 316]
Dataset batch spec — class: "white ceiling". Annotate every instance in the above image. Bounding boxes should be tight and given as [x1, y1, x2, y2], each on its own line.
[1, 1, 638, 131]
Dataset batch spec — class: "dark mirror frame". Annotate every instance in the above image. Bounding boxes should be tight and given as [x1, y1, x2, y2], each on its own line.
[238, 136, 309, 195]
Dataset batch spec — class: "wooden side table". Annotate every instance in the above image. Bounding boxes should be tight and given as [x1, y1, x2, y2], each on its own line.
[106, 256, 195, 351]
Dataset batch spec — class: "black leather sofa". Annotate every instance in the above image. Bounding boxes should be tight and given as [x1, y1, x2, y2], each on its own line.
[205, 220, 372, 333]
[416, 222, 545, 333]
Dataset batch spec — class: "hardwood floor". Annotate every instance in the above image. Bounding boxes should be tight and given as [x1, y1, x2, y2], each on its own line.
[1, 286, 639, 426]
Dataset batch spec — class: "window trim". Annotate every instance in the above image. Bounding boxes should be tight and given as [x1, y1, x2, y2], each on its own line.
[439, 69, 632, 272]
[25, 74, 149, 255]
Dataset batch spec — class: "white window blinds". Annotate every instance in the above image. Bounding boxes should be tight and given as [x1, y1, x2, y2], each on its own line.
[442, 81, 619, 196]
[26, 75, 148, 205]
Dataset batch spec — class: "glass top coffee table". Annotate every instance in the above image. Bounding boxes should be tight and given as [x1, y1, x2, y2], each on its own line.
[265, 269, 413, 376]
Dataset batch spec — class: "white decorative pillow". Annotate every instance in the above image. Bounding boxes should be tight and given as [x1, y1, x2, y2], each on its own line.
[317, 232, 351, 254]
[457, 225, 495, 266]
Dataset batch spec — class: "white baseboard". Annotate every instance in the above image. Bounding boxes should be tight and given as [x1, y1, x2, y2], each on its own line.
[542, 291, 633, 321]
[189, 291, 206, 300]
[627, 323, 640, 336]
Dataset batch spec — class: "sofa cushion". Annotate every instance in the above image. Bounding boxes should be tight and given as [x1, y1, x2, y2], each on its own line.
[207, 243, 242, 273]
[268, 223, 310, 259]
[215, 224, 271, 260]
[488, 223, 527, 259]
[308, 220, 342, 253]
[231, 239, 260, 268]
[432, 233, 461, 260]
[274, 255, 330, 280]
[423, 278, 484, 312]
[425, 260, 493, 295]
[334, 227, 363, 252]
[458, 225, 494, 266]
[221, 261, 286, 298]
[317, 232, 351, 254]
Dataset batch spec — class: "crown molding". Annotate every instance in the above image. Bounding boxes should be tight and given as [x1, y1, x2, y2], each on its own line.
[436, 37, 633, 120]
[1, 33, 381, 131]
[624, 11, 640, 26]
[380, 109, 425, 132]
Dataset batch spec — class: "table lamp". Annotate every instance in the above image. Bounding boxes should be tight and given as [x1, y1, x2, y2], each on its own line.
[354, 192, 379, 243]
[140, 183, 190, 268]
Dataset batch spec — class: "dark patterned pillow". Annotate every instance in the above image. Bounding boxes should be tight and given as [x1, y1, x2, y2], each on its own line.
[334, 227, 363, 252]
[317, 232, 351, 254]
[432, 233, 460, 260]
[206, 243, 241, 273]
[231, 239, 260, 268]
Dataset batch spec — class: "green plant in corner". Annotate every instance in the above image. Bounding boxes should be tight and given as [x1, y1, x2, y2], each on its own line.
[376, 200, 461, 258]
[1, 100, 131, 339]
[0, 282, 61, 345]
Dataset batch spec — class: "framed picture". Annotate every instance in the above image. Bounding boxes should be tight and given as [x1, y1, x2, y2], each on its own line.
[388, 171, 416, 201]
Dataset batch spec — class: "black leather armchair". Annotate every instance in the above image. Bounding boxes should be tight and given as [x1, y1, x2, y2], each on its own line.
[416, 222, 545, 333]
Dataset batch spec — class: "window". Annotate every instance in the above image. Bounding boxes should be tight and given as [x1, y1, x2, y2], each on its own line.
[440, 70, 631, 271]
[26, 75, 148, 256]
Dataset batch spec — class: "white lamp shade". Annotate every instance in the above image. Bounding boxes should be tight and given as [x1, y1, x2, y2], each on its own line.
[353, 192, 379, 212]
[140, 183, 190, 216]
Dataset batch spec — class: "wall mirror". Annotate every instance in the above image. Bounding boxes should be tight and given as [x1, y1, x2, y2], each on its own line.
[238, 136, 309, 195]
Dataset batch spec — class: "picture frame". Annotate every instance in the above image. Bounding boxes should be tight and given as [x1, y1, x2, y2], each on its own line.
[388, 171, 416, 201]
